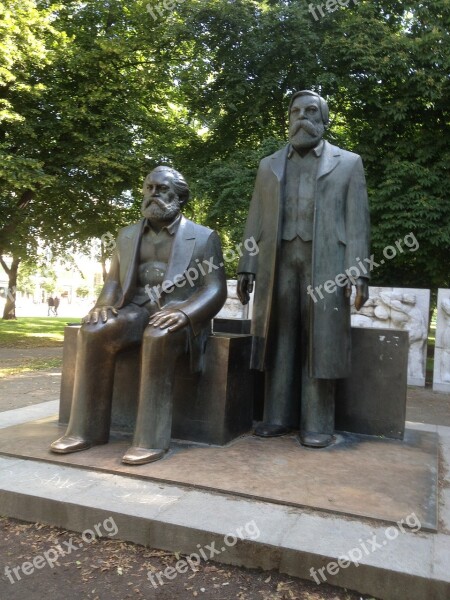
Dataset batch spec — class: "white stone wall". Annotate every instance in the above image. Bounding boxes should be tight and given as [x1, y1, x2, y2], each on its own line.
[216, 280, 253, 320]
[433, 289, 450, 393]
[351, 287, 430, 387]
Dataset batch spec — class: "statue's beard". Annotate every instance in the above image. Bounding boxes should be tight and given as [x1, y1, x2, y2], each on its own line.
[289, 119, 324, 150]
[141, 196, 180, 222]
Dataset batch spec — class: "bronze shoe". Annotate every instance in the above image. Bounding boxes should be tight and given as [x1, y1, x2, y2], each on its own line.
[50, 435, 92, 454]
[254, 423, 290, 437]
[122, 447, 166, 465]
[299, 432, 334, 448]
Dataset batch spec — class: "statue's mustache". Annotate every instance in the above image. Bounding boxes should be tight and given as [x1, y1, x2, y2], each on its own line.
[143, 197, 168, 210]
[290, 120, 321, 137]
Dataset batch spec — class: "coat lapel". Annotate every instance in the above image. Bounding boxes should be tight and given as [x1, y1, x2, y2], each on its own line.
[270, 145, 289, 181]
[120, 219, 146, 304]
[317, 140, 340, 180]
[163, 215, 196, 286]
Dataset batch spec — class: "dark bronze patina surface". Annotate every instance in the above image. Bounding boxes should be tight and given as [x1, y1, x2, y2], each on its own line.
[237, 90, 371, 447]
[51, 166, 227, 464]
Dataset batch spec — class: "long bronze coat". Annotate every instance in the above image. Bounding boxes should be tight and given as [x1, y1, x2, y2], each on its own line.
[238, 141, 370, 379]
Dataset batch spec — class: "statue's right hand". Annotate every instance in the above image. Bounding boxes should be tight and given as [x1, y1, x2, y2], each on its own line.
[237, 273, 255, 306]
[82, 305, 118, 324]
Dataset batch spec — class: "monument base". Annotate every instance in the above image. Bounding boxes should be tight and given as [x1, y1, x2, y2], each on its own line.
[60, 323, 409, 443]
[0, 416, 438, 531]
[0, 402, 447, 600]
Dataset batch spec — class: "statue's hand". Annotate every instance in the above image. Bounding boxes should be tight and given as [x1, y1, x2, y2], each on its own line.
[149, 308, 189, 332]
[82, 305, 118, 324]
[354, 278, 369, 311]
[237, 273, 255, 305]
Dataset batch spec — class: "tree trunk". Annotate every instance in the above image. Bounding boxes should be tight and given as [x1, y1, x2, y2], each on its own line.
[0, 190, 34, 255]
[100, 242, 108, 282]
[1, 255, 20, 320]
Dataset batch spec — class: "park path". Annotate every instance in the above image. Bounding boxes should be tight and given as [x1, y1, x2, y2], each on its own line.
[0, 346, 63, 366]
[0, 347, 63, 412]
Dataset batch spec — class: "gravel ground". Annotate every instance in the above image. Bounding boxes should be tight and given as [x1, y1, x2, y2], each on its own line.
[0, 518, 378, 600]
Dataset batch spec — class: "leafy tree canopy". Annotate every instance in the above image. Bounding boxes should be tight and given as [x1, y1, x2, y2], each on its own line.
[1, 0, 449, 318]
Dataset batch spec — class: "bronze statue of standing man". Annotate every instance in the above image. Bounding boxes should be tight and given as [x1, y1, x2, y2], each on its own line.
[237, 90, 370, 447]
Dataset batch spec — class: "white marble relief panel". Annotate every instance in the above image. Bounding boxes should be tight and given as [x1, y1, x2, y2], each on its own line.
[216, 279, 253, 320]
[433, 288, 450, 393]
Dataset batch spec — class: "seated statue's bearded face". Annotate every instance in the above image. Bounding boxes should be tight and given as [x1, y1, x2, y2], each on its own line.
[141, 170, 181, 224]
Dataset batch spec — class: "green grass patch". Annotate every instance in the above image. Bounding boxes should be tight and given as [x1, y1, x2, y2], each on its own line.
[0, 357, 63, 378]
[0, 317, 80, 348]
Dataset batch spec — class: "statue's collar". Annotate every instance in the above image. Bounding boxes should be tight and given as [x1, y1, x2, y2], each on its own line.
[144, 213, 182, 236]
[288, 139, 324, 159]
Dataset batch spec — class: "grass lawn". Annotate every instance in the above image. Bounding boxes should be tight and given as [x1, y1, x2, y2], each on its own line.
[0, 317, 80, 348]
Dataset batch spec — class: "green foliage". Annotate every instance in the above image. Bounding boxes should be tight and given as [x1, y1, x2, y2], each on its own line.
[75, 285, 90, 298]
[164, 0, 450, 289]
[1, 0, 449, 304]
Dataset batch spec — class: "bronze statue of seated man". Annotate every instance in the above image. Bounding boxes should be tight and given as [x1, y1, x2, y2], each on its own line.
[50, 166, 227, 465]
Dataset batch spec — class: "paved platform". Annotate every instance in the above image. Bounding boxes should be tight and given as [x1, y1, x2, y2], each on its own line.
[0, 417, 439, 531]
[0, 402, 448, 599]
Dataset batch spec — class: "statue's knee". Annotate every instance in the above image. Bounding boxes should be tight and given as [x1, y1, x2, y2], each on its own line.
[143, 326, 170, 342]
[79, 319, 115, 342]
[143, 326, 186, 346]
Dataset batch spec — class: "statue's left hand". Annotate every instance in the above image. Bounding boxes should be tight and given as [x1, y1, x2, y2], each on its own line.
[345, 278, 369, 310]
[82, 305, 118, 324]
[149, 308, 189, 332]
[354, 277, 369, 311]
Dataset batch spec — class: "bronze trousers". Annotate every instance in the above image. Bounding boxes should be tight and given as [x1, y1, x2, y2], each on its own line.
[65, 303, 188, 450]
[263, 237, 335, 435]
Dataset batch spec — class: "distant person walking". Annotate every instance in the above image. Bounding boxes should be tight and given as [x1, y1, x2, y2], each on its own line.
[53, 296, 60, 316]
[47, 296, 54, 316]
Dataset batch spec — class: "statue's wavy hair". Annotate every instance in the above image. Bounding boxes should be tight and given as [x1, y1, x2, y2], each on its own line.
[288, 90, 330, 128]
[146, 166, 190, 206]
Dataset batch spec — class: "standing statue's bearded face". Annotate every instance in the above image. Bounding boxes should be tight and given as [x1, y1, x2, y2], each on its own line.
[289, 95, 325, 151]
[141, 171, 181, 223]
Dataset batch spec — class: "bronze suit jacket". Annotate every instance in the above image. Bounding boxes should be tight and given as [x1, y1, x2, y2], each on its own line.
[238, 141, 370, 378]
[96, 215, 227, 372]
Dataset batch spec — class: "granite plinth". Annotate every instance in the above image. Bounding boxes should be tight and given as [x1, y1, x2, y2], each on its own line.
[336, 328, 409, 439]
[0, 403, 448, 600]
[0, 416, 438, 531]
[60, 324, 408, 444]
[350, 286, 430, 387]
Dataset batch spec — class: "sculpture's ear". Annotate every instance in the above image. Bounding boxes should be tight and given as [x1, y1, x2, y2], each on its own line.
[178, 193, 189, 208]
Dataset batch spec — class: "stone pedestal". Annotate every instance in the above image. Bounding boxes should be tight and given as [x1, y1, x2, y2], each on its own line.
[60, 324, 408, 444]
[336, 328, 409, 439]
[60, 325, 254, 446]
[351, 286, 430, 386]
